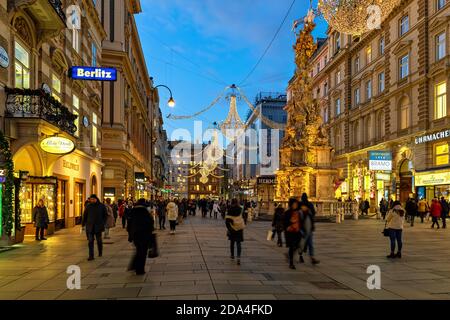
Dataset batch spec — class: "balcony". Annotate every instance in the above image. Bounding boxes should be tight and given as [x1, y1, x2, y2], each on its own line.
[10, 0, 66, 39]
[5, 87, 77, 136]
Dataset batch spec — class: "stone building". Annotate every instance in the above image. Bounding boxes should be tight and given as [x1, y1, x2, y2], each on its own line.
[305, 0, 450, 208]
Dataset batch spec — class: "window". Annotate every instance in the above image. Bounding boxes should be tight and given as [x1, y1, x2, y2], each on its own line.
[436, 143, 449, 166]
[354, 87, 360, 106]
[52, 74, 61, 101]
[92, 113, 98, 147]
[378, 72, 385, 94]
[324, 55, 328, 64]
[400, 15, 409, 36]
[366, 80, 372, 100]
[91, 43, 97, 66]
[335, 33, 341, 52]
[366, 46, 372, 64]
[435, 82, 447, 119]
[400, 97, 410, 129]
[15, 42, 30, 89]
[323, 106, 329, 123]
[323, 82, 328, 96]
[336, 70, 341, 84]
[379, 37, 385, 55]
[316, 63, 320, 74]
[335, 98, 341, 116]
[73, 95, 80, 136]
[399, 54, 409, 79]
[355, 56, 360, 73]
[436, 32, 446, 61]
[437, 0, 446, 11]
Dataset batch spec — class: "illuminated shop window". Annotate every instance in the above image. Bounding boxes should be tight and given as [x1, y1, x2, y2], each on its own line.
[435, 143, 449, 166]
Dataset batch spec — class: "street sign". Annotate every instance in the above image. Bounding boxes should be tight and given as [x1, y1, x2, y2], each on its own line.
[368, 151, 392, 171]
[70, 66, 117, 81]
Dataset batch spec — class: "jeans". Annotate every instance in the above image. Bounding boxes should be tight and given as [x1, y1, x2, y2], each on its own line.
[442, 216, 447, 228]
[276, 230, 283, 245]
[122, 216, 127, 228]
[130, 240, 149, 274]
[35, 227, 45, 239]
[432, 216, 440, 228]
[410, 215, 415, 226]
[169, 220, 177, 231]
[389, 229, 402, 253]
[87, 232, 103, 258]
[300, 233, 315, 257]
[288, 246, 297, 265]
[230, 240, 242, 258]
[419, 212, 425, 223]
[159, 215, 166, 229]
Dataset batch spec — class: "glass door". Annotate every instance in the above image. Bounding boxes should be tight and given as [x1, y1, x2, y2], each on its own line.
[74, 182, 84, 225]
[56, 180, 67, 230]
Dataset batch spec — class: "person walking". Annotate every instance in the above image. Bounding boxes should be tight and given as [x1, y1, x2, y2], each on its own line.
[418, 198, 429, 223]
[225, 199, 245, 265]
[440, 197, 448, 229]
[82, 195, 107, 261]
[379, 198, 388, 220]
[158, 199, 166, 230]
[127, 198, 154, 275]
[300, 193, 316, 217]
[386, 200, 405, 259]
[118, 199, 125, 227]
[242, 201, 249, 225]
[32, 199, 49, 241]
[104, 198, 115, 239]
[212, 201, 220, 219]
[430, 198, 442, 229]
[111, 201, 118, 225]
[167, 199, 179, 234]
[284, 198, 302, 269]
[405, 197, 418, 227]
[298, 202, 320, 265]
[363, 199, 370, 215]
[201, 199, 208, 218]
[272, 204, 285, 247]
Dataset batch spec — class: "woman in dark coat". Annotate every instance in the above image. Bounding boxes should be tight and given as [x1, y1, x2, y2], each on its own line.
[272, 205, 285, 247]
[33, 199, 49, 241]
[284, 198, 301, 269]
[128, 198, 154, 275]
[225, 198, 245, 265]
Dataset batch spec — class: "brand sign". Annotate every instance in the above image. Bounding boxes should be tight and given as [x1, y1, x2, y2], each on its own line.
[415, 129, 450, 144]
[257, 176, 276, 185]
[40, 137, 75, 155]
[368, 151, 392, 171]
[135, 172, 146, 183]
[0, 46, 9, 68]
[376, 173, 391, 181]
[415, 171, 450, 186]
[63, 160, 79, 171]
[70, 66, 117, 81]
[104, 187, 116, 198]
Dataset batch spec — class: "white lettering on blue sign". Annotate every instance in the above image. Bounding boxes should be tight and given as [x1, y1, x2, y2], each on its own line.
[71, 66, 117, 81]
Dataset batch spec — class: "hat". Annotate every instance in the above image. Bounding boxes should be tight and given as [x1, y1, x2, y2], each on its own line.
[89, 194, 99, 201]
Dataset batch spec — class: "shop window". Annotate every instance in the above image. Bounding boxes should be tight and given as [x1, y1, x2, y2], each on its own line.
[74, 182, 84, 223]
[434, 81, 447, 119]
[436, 32, 446, 61]
[52, 74, 61, 101]
[435, 143, 449, 166]
[15, 41, 30, 89]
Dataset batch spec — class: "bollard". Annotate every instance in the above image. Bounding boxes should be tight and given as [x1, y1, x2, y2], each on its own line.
[336, 213, 341, 223]
[341, 210, 345, 222]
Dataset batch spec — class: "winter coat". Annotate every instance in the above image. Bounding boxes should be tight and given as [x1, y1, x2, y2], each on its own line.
[82, 202, 108, 233]
[386, 205, 405, 230]
[440, 200, 449, 217]
[225, 205, 244, 242]
[405, 199, 418, 217]
[284, 209, 301, 247]
[128, 205, 154, 244]
[32, 206, 49, 228]
[418, 200, 429, 213]
[166, 202, 178, 221]
[105, 204, 115, 228]
[300, 208, 315, 235]
[430, 201, 443, 218]
[272, 207, 285, 232]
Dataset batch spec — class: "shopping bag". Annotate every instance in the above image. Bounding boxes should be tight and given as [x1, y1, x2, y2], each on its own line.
[148, 233, 159, 258]
[267, 230, 274, 241]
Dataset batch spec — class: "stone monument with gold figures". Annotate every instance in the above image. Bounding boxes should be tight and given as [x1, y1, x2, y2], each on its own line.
[275, 12, 337, 204]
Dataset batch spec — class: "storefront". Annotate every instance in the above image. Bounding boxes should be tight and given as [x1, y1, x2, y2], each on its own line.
[415, 170, 450, 201]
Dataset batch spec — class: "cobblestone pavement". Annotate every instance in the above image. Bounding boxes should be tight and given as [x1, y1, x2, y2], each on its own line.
[1, 212, 450, 300]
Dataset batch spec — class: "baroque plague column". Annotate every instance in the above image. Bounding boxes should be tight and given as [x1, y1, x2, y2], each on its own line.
[275, 14, 337, 204]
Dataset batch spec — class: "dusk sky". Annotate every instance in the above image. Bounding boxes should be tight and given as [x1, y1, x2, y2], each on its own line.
[135, 0, 328, 141]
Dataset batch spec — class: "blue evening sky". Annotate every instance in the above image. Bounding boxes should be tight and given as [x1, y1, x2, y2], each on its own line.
[135, 0, 328, 142]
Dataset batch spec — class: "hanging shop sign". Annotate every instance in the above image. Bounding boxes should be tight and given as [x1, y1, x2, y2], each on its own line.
[376, 173, 391, 181]
[40, 137, 75, 155]
[415, 171, 450, 186]
[415, 129, 450, 144]
[0, 46, 9, 68]
[69, 66, 117, 81]
[257, 176, 276, 185]
[368, 151, 392, 171]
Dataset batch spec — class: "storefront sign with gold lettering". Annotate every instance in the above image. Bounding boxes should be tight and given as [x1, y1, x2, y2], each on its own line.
[415, 171, 450, 186]
[63, 160, 79, 171]
[40, 137, 75, 155]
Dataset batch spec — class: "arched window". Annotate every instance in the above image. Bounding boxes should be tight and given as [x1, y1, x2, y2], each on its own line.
[399, 96, 410, 130]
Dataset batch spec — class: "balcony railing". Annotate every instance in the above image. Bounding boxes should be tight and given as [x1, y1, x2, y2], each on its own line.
[49, 0, 66, 22]
[5, 87, 77, 136]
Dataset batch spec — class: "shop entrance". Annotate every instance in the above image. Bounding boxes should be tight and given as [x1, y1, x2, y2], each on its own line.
[399, 159, 413, 204]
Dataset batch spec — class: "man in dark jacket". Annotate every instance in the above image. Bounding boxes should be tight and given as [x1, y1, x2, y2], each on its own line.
[128, 199, 154, 275]
[405, 197, 418, 227]
[82, 194, 107, 261]
[440, 197, 449, 229]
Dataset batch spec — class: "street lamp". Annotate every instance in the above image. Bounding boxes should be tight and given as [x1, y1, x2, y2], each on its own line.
[154, 84, 176, 108]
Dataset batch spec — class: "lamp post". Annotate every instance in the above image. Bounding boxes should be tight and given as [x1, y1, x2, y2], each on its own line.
[154, 84, 176, 108]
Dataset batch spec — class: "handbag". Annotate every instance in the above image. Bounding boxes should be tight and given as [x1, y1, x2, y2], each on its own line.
[148, 233, 159, 258]
[382, 222, 390, 237]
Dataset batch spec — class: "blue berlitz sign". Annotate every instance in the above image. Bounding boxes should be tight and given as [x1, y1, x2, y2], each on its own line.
[70, 66, 117, 81]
